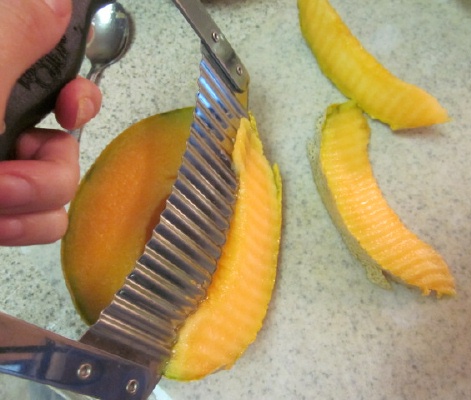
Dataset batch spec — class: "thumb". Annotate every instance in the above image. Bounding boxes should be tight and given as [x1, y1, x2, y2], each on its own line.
[0, 0, 72, 120]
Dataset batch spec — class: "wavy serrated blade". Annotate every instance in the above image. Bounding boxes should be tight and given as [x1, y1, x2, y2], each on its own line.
[81, 50, 249, 380]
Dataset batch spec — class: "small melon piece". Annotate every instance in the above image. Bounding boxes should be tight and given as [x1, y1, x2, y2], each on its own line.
[298, 0, 449, 130]
[164, 115, 283, 381]
[61, 108, 193, 324]
[307, 101, 455, 296]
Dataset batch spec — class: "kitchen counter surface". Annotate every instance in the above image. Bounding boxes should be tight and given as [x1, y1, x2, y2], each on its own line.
[1, 0, 471, 399]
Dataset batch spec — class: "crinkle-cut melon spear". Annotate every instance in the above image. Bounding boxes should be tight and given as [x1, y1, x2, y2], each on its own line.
[164, 115, 283, 381]
[298, 0, 449, 130]
[307, 101, 455, 296]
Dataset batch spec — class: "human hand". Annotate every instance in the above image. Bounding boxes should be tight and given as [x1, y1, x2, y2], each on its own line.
[0, 0, 102, 246]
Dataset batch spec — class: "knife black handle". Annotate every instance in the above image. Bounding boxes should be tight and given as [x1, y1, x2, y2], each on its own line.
[0, 0, 114, 161]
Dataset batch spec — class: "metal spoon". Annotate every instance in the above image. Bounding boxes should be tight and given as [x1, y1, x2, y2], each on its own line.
[72, 2, 133, 141]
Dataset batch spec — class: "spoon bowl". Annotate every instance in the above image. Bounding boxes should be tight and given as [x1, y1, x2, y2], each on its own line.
[86, 2, 133, 84]
[72, 2, 133, 141]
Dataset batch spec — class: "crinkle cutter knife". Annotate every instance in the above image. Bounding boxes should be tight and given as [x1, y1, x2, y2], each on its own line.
[0, 0, 249, 398]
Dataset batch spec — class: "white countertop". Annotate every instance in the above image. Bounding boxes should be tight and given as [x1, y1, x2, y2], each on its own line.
[1, 0, 471, 399]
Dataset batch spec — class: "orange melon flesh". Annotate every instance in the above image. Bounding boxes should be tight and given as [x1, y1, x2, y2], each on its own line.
[307, 101, 455, 296]
[61, 108, 193, 323]
[298, 0, 449, 130]
[164, 115, 283, 381]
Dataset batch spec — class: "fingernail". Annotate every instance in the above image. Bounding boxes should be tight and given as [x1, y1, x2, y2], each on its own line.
[0, 175, 33, 208]
[43, 0, 70, 17]
[75, 97, 96, 128]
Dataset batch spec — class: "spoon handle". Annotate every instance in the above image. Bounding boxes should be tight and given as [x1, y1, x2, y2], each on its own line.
[86, 64, 107, 87]
[0, 0, 114, 160]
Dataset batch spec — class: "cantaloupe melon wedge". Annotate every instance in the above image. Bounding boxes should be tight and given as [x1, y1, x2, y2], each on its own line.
[298, 0, 449, 130]
[164, 115, 282, 381]
[307, 101, 455, 296]
[61, 108, 193, 323]
[62, 109, 282, 379]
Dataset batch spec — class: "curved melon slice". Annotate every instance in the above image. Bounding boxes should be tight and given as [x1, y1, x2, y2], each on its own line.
[298, 0, 449, 130]
[164, 115, 283, 381]
[61, 108, 193, 323]
[307, 101, 455, 296]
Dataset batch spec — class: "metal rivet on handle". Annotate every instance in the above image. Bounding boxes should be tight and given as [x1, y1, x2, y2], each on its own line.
[77, 363, 92, 380]
[212, 31, 220, 42]
[126, 379, 139, 395]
